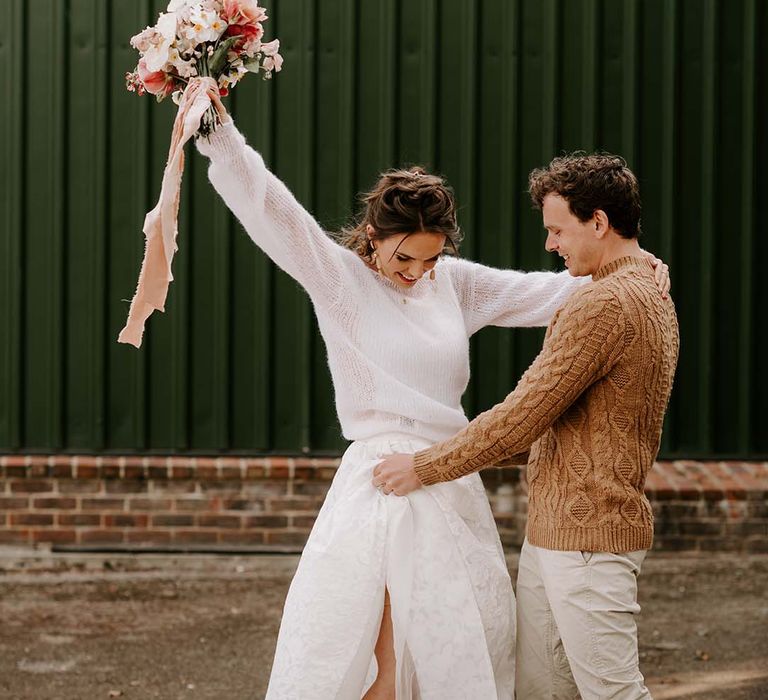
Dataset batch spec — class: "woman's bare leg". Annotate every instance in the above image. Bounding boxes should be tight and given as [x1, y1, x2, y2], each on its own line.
[362, 589, 396, 700]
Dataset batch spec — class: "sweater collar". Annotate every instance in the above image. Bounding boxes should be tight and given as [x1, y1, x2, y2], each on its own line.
[593, 255, 653, 281]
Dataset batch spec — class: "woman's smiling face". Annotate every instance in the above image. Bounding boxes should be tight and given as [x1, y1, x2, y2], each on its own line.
[368, 228, 446, 288]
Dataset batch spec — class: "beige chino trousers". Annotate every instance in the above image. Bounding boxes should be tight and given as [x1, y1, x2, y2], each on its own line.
[516, 538, 651, 700]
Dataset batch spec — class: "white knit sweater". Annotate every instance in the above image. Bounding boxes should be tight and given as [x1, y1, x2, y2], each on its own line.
[196, 123, 587, 442]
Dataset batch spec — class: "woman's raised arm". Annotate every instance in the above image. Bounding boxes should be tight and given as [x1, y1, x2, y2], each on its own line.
[446, 250, 669, 336]
[195, 92, 351, 308]
[445, 257, 588, 336]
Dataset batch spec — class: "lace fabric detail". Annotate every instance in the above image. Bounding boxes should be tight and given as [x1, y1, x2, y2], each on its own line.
[265, 437, 515, 699]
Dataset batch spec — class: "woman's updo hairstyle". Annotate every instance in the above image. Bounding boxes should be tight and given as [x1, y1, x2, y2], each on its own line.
[338, 166, 463, 261]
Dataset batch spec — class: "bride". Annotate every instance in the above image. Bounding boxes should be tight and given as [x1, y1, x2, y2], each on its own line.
[195, 87, 668, 699]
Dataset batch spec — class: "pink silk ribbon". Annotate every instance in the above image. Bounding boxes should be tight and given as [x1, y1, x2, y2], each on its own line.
[118, 77, 218, 348]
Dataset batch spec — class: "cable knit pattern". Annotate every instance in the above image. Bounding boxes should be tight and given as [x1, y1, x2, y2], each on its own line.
[413, 256, 680, 552]
[196, 123, 588, 443]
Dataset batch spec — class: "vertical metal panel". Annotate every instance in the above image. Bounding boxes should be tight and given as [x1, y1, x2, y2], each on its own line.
[642, 0, 679, 454]
[696, 0, 716, 454]
[753, 0, 768, 454]
[271, 0, 314, 452]
[311, 0, 355, 450]
[710, 0, 744, 452]
[147, 147, 189, 450]
[581, 0, 599, 151]
[620, 0, 639, 164]
[0, 0, 23, 449]
[227, 45, 276, 452]
[521, 0, 557, 269]
[737, 0, 755, 453]
[355, 0, 397, 187]
[107, 0, 149, 450]
[437, 0, 479, 411]
[315, 0, 355, 232]
[649, 0, 686, 450]
[560, 0, 597, 152]
[146, 0, 189, 451]
[501, 0, 557, 395]
[182, 0, 231, 452]
[188, 92, 231, 449]
[24, 0, 65, 448]
[517, 0, 557, 245]
[227, 54, 276, 451]
[600, 1, 625, 152]
[398, 0, 437, 166]
[472, 0, 524, 409]
[1, 0, 765, 458]
[436, 0, 478, 251]
[67, 0, 108, 449]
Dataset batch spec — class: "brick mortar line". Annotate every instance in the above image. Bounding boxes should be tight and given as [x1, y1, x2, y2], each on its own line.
[2, 460, 767, 554]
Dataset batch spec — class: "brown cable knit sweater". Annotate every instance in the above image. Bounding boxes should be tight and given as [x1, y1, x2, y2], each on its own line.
[413, 256, 679, 552]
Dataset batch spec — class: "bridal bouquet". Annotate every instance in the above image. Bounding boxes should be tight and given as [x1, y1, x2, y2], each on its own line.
[118, 0, 282, 348]
[125, 0, 282, 136]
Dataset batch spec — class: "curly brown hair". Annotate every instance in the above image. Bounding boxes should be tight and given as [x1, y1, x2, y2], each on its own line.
[528, 153, 642, 239]
[337, 166, 463, 260]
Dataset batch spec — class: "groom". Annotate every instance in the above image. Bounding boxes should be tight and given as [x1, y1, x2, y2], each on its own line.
[373, 153, 679, 699]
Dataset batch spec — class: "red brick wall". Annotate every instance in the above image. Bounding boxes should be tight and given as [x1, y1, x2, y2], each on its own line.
[1, 456, 766, 553]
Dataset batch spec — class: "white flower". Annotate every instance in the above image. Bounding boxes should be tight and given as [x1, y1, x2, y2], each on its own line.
[262, 54, 282, 73]
[260, 38, 279, 56]
[208, 14, 228, 37]
[130, 26, 157, 52]
[169, 0, 221, 23]
[143, 12, 178, 71]
[174, 35, 198, 57]
[157, 10, 179, 39]
[184, 6, 227, 43]
[259, 39, 282, 72]
[167, 47, 198, 77]
[218, 60, 248, 89]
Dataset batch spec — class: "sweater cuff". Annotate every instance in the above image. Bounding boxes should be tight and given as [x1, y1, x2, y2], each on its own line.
[413, 449, 445, 486]
[194, 120, 245, 161]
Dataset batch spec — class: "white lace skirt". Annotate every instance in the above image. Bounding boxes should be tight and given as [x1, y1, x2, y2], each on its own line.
[264, 435, 515, 700]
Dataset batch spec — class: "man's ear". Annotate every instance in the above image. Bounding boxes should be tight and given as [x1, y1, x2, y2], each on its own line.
[593, 209, 610, 239]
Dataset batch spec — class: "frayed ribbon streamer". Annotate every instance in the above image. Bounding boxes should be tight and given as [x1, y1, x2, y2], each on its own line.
[117, 77, 218, 348]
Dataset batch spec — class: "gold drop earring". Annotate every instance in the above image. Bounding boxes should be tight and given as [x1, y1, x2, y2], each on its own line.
[372, 250, 383, 274]
[429, 269, 436, 281]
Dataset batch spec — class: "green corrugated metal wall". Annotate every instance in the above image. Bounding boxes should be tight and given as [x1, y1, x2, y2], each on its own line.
[0, 0, 765, 457]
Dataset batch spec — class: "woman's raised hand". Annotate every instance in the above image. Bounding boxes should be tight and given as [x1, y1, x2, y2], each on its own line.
[642, 250, 670, 299]
[205, 85, 232, 126]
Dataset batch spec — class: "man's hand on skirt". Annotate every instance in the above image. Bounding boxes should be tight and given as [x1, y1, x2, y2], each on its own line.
[372, 454, 422, 496]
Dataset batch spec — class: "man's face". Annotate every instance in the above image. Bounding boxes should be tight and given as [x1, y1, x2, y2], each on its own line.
[542, 193, 601, 277]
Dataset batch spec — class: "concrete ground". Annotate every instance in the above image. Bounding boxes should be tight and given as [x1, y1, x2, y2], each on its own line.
[0, 547, 766, 700]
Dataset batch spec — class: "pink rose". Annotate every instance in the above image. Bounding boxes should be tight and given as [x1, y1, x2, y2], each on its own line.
[138, 58, 176, 97]
[224, 21, 264, 51]
[222, 0, 267, 25]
